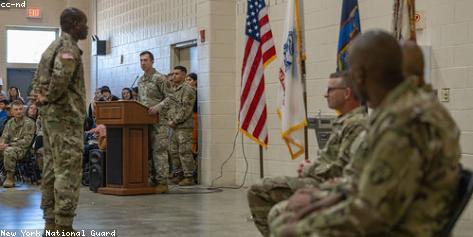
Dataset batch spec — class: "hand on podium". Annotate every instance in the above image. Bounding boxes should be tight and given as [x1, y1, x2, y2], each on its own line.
[148, 104, 160, 115]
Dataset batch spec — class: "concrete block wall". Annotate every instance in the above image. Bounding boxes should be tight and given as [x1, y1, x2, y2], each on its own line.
[93, 0, 198, 96]
[94, 0, 238, 186]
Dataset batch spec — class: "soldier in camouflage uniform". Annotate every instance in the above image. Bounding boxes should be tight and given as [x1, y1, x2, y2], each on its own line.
[0, 101, 36, 188]
[137, 51, 172, 193]
[30, 8, 88, 233]
[167, 66, 196, 186]
[247, 71, 367, 237]
[401, 40, 436, 96]
[269, 30, 461, 237]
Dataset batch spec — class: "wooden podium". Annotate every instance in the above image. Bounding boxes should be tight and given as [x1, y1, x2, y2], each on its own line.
[95, 101, 159, 195]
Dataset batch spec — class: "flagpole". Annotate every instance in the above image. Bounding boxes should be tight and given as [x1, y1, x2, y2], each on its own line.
[295, 0, 309, 160]
[259, 146, 264, 178]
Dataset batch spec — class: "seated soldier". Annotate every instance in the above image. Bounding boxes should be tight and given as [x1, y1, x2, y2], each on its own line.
[33, 115, 44, 172]
[247, 71, 367, 237]
[269, 30, 461, 237]
[0, 100, 36, 188]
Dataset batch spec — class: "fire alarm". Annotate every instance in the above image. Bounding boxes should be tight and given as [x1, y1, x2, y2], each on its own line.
[415, 10, 426, 30]
[199, 29, 205, 43]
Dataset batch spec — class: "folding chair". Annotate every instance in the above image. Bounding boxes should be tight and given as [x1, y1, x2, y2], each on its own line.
[437, 167, 473, 237]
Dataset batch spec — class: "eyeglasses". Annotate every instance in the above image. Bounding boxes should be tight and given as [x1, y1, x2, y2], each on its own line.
[326, 87, 347, 93]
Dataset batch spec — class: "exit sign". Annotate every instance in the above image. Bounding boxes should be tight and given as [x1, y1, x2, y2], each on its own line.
[27, 8, 41, 19]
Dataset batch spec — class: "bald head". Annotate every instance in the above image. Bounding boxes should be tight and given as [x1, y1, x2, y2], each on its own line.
[349, 30, 404, 89]
[347, 30, 404, 108]
[60, 8, 88, 40]
[401, 40, 425, 86]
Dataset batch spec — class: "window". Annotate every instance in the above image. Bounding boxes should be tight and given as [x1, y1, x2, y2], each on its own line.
[7, 28, 58, 64]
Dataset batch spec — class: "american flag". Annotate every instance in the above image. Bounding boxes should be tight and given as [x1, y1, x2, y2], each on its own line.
[239, 0, 276, 147]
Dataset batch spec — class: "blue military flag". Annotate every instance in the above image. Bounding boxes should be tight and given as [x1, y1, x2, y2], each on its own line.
[337, 0, 361, 71]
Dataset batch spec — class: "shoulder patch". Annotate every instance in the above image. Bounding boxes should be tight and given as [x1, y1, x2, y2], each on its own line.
[61, 52, 74, 60]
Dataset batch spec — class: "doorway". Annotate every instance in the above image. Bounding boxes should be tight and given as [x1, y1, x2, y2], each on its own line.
[5, 26, 59, 104]
[6, 68, 35, 104]
[171, 40, 198, 74]
[170, 40, 200, 183]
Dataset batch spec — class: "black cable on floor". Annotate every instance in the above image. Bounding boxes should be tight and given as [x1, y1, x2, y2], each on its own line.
[209, 129, 249, 190]
[170, 129, 250, 194]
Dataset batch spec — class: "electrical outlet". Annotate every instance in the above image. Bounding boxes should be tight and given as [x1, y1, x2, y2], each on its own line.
[438, 88, 450, 103]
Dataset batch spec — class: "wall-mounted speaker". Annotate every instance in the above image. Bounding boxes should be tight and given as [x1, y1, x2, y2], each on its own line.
[92, 39, 106, 56]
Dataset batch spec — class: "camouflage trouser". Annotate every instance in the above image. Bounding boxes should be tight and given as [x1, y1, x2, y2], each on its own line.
[150, 124, 170, 184]
[267, 200, 290, 228]
[0, 146, 28, 173]
[247, 176, 320, 237]
[169, 128, 194, 178]
[40, 116, 83, 227]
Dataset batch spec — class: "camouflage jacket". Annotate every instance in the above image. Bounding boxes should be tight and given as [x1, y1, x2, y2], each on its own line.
[166, 82, 196, 129]
[303, 106, 367, 181]
[271, 80, 461, 237]
[1, 117, 36, 150]
[32, 32, 86, 123]
[137, 68, 171, 125]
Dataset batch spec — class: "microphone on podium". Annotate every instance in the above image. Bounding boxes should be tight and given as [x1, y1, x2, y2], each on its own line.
[131, 75, 140, 88]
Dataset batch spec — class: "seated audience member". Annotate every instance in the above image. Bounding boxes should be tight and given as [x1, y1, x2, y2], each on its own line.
[99, 86, 119, 101]
[132, 87, 139, 101]
[269, 30, 461, 237]
[121, 87, 133, 100]
[0, 104, 11, 136]
[84, 101, 96, 132]
[0, 78, 6, 99]
[0, 99, 8, 130]
[33, 115, 44, 172]
[0, 100, 36, 188]
[26, 103, 39, 121]
[85, 89, 102, 131]
[8, 87, 24, 104]
[83, 124, 106, 170]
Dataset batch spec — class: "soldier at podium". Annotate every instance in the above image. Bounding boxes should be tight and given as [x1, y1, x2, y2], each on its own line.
[137, 51, 172, 194]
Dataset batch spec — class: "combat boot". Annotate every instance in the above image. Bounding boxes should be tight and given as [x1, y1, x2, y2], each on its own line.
[170, 173, 183, 184]
[155, 184, 168, 193]
[3, 173, 15, 188]
[178, 178, 195, 186]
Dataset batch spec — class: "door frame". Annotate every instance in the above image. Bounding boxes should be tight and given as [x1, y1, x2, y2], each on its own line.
[170, 39, 198, 72]
[4, 26, 59, 87]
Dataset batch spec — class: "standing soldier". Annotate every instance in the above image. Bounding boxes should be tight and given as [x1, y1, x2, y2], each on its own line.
[30, 8, 88, 233]
[167, 66, 196, 185]
[0, 100, 36, 188]
[137, 51, 171, 193]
